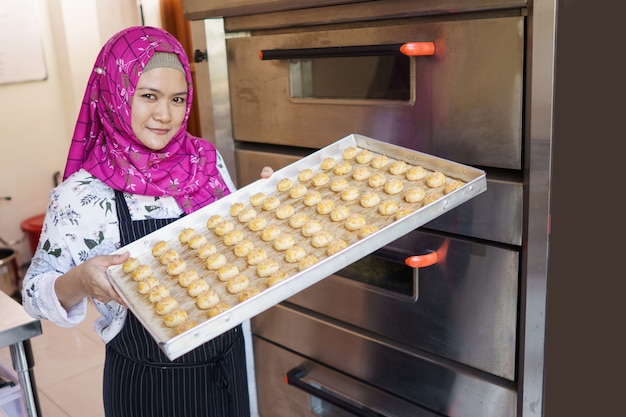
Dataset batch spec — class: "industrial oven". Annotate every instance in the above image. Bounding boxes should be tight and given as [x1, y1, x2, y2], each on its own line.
[182, 0, 553, 416]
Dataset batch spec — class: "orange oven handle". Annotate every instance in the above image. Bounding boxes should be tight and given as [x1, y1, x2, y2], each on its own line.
[259, 42, 435, 60]
[404, 238, 450, 269]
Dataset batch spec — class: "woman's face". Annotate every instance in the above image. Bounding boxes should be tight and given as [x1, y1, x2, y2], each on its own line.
[131, 67, 188, 150]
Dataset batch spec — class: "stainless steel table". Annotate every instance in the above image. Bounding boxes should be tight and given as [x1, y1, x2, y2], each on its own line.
[0, 290, 42, 417]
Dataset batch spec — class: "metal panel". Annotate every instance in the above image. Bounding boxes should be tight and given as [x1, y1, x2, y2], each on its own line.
[227, 16, 524, 169]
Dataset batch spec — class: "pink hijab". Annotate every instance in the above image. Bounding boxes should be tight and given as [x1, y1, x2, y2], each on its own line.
[63, 26, 230, 214]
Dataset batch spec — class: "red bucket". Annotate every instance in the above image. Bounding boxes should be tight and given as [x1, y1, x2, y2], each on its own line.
[20, 214, 45, 256]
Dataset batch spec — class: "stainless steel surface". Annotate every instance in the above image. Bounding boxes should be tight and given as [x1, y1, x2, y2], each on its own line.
[287, 229, 519, 380]
[234, 145, 312, 188]
[226, 15, 524, 169]
[253, 336, 442, 417]
[107, 134, 486, 360]
[253, 304, 517, 416]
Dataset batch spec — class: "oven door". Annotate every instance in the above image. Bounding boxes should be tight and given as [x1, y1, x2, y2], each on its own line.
[226, 15, 524, 169]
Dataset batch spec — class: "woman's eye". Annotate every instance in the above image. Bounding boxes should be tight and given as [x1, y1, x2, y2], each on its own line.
[142, 93, 156, 100]
[173, 97, 186, 104]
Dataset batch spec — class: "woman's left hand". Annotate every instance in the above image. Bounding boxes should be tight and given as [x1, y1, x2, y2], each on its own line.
[260, 166, 273, 178]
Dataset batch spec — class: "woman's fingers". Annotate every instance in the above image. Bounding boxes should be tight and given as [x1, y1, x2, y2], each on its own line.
[260, 166, 273, 178]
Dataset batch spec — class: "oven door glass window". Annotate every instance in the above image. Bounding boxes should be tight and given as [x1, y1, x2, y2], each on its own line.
[289, 55, 411, 101]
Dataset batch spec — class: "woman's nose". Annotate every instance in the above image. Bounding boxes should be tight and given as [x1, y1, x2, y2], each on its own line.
[153, 101, 172, 122]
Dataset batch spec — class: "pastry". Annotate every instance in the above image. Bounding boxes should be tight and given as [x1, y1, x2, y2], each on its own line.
[197, 243, 217, 259]
[368, 173, 387, 188]
[223, 230, 244, 246]
[206, 214, 224, 230]
[384, 179, 404, 195]
[326, 239, 348, 256]
[267, 271, 288, 286]
[214, 221, 234, 236]
[406, 166, 427, 181]
[166, 258, 186, 276]
[164, 309, 188, 328]
[248, 216, 267, 232]
[288, 212, 309, 228]
[229, 202, 245, 217]
[238, 208, 257, 223]
[284, 245, 306, 263]
[226, 274, 249, 294]
[275, 203, 295, 220]
[122, 257, 140, 274]
[395, 206, 415, 219]
[352, 167, 371, 181]
[345, 214, 366, 231]
[329, 178, 349, 192]
[155, 297, 179, 315]
[404, 187, 426, 203]
[355, 149, 373, 164]
[320, 157, 337, 171]
[207, 302, 231, 318]
[238, 287, 260, 302]
[425, 171, 446, 188]
[360, 192, 381, 208]
[371, 155, 389, 169]
[340, 187, 360, 202]
[178, 269, 199, 287]
[151, 241, 169, 258]
[297, 168, 314, 182]
[196, 290, 220, 309]
[423, 192, 443, 205]
[187, 279, 210, 297]
[342, 146, 358, 160]
[217, 264, 239, 282]
[311, 230, 333, 248]
[444, 180, 463, 194]
[137, 276, 159, 294]
[131, 264, 152, 281]
[261, 225, 281, 242]
[276, 178, 293, 192]
[249, 192, 266, 207]
[311, 172, 330, 187]
[333, 161, 352, 175]
[233, 240, 254, 258]
[246, 248, 267, 266]
[389, 160, 409, 175]
[289, 184, 308, 199]
[187, 234, 208, 250]
[298, 255, 319, 271]
[273, 233, 296, 251]
[303, 191, 322, 207]
[378, 200, 399, 216]
[262, 197, 281, 211]
[256, 259, 279, 278]
[301, 220, 322, 237]
[178, 228, 197, 244]
[206, 253, 227, 270]
[358, 224, 380, 239]
[148, 285, 170, 303]
[330, 205, 351, 222]
[175, 320, 197, 335]
[159, 250, 179, 265]
[316, 199, 335, 215]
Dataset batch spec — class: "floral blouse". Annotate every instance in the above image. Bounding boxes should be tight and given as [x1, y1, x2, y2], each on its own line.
[22, 158, 236, 344]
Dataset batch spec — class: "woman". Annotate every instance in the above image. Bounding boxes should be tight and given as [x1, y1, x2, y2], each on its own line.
[22, 26, 270, 416]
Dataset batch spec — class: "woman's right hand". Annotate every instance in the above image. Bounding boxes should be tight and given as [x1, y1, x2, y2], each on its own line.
[55, 251, 130, 310]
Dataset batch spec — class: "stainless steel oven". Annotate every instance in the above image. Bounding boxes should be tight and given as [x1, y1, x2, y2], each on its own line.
[184, 0, 553, 416]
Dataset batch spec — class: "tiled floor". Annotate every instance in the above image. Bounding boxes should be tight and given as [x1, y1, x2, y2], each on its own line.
[1, 300, 106, 417]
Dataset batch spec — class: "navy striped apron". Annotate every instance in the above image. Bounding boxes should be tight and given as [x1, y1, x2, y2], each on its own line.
[103, 190, 250, 417]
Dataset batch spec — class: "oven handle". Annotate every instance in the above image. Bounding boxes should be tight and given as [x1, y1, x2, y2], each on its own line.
[404, 238, 450, 269]
[285, 367, 387, 417]
[259, 42, 435, 60]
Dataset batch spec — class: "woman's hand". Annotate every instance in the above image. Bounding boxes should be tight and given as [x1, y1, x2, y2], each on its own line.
[260, 166, 274, 178]
[55, 251, 131, 310]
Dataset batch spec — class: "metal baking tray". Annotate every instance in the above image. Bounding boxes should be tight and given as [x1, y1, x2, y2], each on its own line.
[106, 133, 486, 359]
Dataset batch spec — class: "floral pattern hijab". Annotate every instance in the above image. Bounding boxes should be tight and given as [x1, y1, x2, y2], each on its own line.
[63, 26, 230, 214]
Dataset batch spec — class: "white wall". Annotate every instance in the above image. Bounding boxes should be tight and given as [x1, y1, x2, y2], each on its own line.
[0, 0, 159, 267]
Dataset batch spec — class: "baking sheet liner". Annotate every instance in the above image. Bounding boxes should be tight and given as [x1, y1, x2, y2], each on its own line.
[106, 133, 487, 359]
